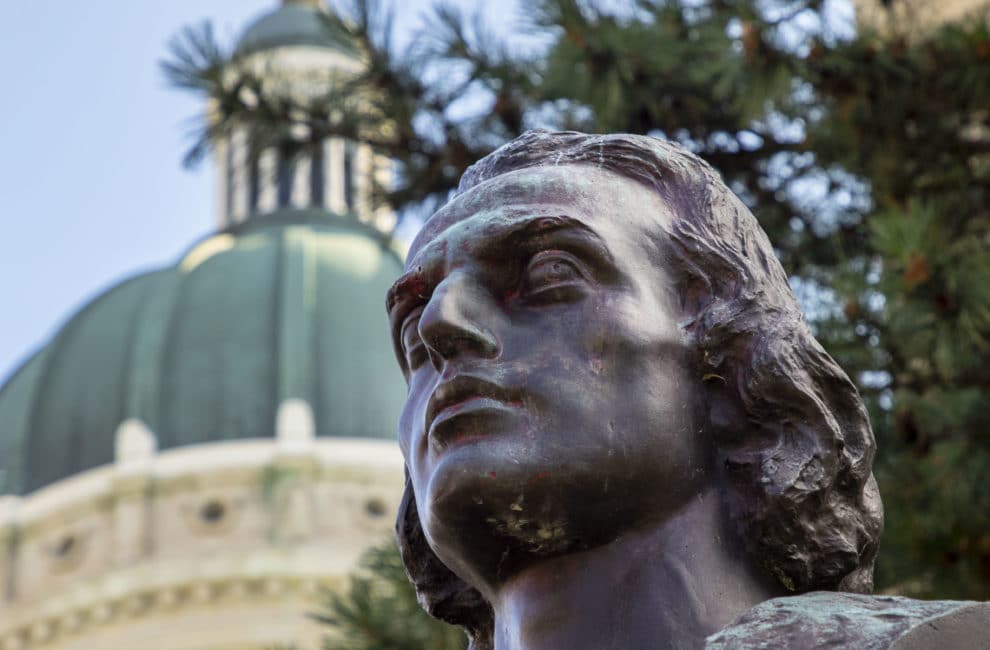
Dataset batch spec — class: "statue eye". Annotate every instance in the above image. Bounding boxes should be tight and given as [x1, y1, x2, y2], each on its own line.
[401, 310, 428, 370]
[523, 251, 587, 302]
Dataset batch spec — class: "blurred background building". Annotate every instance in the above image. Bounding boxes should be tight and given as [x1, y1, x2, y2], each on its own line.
[0, 1, 407, 648]
[854, 0, 988, 32]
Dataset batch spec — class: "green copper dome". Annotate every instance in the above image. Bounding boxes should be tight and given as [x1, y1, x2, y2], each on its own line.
[235, 1, 357, 57]
[0, 212, 405, 495]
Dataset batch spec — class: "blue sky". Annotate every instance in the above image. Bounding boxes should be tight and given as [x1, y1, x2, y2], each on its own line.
[0, 0, 516, 382]
[0, 0, 855, 382]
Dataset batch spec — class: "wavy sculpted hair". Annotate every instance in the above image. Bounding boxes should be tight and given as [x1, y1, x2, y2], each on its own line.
[395, 130, 884, 649]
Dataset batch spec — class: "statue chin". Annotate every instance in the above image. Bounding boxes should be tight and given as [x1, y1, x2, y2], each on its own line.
[419, 457, 614, 590]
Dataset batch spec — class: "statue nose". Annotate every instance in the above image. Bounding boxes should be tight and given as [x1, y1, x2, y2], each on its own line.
[418, 273, 500, 369]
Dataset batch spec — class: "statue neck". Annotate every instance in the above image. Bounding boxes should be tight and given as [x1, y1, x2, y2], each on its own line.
[489, 488, 783, 650]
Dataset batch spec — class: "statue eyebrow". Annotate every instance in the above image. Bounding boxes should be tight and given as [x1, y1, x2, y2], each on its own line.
[386, 214, 612, 317]
[475, 214, 611, 263]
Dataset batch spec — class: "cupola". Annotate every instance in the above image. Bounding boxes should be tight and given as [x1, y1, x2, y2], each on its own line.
[214, 0, 395, 234]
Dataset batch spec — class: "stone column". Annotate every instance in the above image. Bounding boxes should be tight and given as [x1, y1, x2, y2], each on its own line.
[229, 127, 250, 223]
[372, 153, 397, 233]
[327, 138, 346, 215]
[291, 155, 312, 208]
[214, 136, 229, 229]
[355, 143, 373, 223]
[258, 147, 278, 213]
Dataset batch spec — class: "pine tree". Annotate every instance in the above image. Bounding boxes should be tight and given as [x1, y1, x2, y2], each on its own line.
[312, 541, 467, 650]
[165, 0, 990, 604]
[810, 14, 990, 598]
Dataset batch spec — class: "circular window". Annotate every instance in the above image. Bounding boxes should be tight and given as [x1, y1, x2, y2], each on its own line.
[53, 535, 76, 558]
[365, 497, 387, 518]
[48, 531, 85, 573]
[200, 500, 227, 524]
[186, 497, 239, 535]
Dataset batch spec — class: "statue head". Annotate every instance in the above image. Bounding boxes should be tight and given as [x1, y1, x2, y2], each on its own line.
[386, 131, 883, 647]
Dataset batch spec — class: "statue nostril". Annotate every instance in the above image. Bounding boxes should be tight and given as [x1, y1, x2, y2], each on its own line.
[417, 272, 502, 364]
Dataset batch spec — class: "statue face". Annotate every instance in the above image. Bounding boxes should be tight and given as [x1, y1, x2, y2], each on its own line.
[388, 165, 710, 588]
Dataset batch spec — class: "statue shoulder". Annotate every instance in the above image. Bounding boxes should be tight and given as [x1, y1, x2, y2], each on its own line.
[706, 591, 990, 649]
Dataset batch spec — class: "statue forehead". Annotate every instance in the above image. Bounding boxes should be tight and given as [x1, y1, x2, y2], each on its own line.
[407, 164, 657, 267]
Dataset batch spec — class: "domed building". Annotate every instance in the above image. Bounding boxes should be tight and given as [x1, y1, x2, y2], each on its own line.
[0, 2, 408, 648]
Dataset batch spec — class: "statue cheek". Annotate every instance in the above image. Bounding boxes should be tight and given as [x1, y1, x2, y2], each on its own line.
[396, 411, 415, 455]
[398, 388, 430, 457]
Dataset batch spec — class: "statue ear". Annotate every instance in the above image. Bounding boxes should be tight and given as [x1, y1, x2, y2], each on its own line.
[395, 472, 494, 648]
[704, 372, 743, 436]
[703, 367, 778, 457]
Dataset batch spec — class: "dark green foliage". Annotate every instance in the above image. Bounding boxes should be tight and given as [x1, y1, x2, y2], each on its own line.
[312, 541, 467, 650]
[165, 0, 990, 603]
[812, 17, 990, 598]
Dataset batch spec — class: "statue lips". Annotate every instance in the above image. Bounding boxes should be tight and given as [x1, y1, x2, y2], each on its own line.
[426, 375, 521, 450]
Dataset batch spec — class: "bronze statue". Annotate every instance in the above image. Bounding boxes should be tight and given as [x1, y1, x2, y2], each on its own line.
[385, 131, 988, 649]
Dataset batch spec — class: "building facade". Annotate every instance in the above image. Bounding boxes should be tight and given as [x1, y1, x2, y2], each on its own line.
[854, 0, 989, 34]
[0, 2, 407, 648]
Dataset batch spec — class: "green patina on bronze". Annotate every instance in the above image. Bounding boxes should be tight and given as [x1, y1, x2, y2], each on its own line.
[706, 592, 990, 649]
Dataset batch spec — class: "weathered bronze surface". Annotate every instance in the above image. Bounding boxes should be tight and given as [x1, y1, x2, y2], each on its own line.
[386, 131, 989, 649]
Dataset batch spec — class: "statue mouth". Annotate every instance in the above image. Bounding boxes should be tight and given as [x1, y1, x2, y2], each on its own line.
[426, 375, 521, 449]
